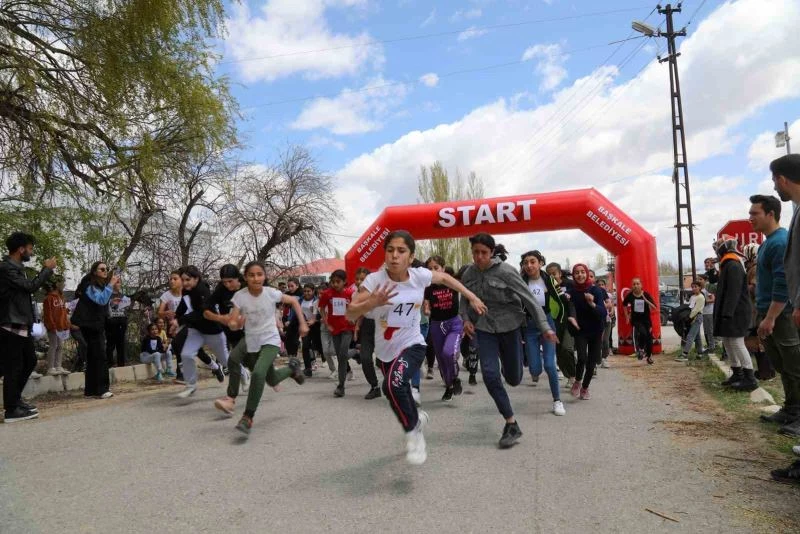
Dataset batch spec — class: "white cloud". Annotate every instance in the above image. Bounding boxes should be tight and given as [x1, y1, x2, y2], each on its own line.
[420, 9, 436, 27]
[522, 43, 569, 92]
[457, 26, 488, 41]
[330, 0, 800, 264]
[290, 77, 409, 135]
[224, 0, 382, 82]
[451, 8, 482, 22]
[307, 135, 346, 150]
[419, 72, 439, 87]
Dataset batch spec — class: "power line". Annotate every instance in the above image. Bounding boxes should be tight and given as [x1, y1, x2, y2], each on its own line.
[245, 42, 612, 109]
[219, 6, 655, 65]
[492, 7, 657, 181]
[686, 0, 711, 26]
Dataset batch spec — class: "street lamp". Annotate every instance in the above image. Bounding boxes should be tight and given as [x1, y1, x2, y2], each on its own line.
[631, 21, 658, 36]
[775, 122, 792, 154]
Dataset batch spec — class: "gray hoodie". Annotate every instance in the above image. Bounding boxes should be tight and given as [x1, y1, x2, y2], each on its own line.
[459, 258, 550, 334]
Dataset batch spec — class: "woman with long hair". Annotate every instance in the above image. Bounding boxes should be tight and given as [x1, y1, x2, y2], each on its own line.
[347, 230, 486, 464]
[205, 264, 249, 391]
[520, 250, 567, 416]
[174, 266, 229, 398]
[71, 261, 117, 398]
[459, 233, 556, 448]
[424, 255, 464, 401]
[567, 263, 608, 400]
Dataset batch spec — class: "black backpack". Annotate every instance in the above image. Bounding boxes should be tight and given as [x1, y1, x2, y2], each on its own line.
[671, 304, 691, 338]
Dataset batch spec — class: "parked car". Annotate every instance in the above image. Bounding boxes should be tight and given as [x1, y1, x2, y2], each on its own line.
[659, 293, 680, 326]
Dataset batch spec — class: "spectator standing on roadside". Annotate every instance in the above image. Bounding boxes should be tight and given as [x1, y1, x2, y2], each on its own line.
[713, 236, 758, 392]
[697, 274, 717, 353]
[43, 275, 71, 376]
[105, 277, 131, 368]
[765, 156, 800, 440]
[0, 232, 55, 423]
[677, 281, 705, 361]
[703, 257, 719, 285]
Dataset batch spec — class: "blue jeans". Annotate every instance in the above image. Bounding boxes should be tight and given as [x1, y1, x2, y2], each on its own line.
[476, 329, 524, 419]
[525, 317, 559, 401]
[682, 315, 704, 355]
[412, 322, 430, 388]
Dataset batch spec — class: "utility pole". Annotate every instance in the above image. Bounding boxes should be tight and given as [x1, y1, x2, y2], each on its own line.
[777, 121, 792, 154]
[658, 3, 696, 301]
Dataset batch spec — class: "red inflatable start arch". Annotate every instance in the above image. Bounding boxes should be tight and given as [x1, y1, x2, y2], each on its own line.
[344, 188, 661, 354]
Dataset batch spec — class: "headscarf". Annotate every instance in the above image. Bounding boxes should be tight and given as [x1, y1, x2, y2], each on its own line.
[571, 263, 593, 292]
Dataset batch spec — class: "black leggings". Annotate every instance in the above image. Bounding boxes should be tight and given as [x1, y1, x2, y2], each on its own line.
[105, 322, 127, 367]
[575, 333, 603, 389]
[633, 323, 653, 357]
[84, 328, 110, 397]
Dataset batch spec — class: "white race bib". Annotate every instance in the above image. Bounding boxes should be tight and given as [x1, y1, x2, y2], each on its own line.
[386, 299, 418, 328]
[331, 298, 347, 317]
[150, 339, 157, 351]
[634, 299, 645, 313]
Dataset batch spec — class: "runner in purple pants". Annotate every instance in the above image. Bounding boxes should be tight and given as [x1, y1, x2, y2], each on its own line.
[424, 256, 464, 401]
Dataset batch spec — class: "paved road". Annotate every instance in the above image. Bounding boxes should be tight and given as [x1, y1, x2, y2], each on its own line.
[1, 352, 749, 534]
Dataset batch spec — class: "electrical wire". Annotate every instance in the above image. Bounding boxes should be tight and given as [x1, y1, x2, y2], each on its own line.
[491, 6, 658, 181]
[686, 0, 711, 26]
[218, 6, 656, 66]
[246, 42, 612, 109]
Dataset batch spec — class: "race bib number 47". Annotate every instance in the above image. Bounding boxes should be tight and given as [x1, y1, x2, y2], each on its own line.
[387, 301, 417, 328]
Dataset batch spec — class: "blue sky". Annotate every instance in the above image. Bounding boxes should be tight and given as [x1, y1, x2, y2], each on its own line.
[216, 0, 800, 265]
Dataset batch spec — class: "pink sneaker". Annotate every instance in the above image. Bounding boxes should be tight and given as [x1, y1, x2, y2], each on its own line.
[570, 380, 581, 398]
[214, 396, 235, 415]
[580, 387, 591, 400]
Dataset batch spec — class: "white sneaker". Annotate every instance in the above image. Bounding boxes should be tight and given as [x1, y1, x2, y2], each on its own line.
[99, 391, 113, 399]
[58, 367, 70, 375]
[47, 368, 60, 376]
[793, 445, 800, 456]
[347, 370, 354, 381]
[240, 367, 250, 393]
[600, 359, 610, 369]
[177, 386, 196, 398]
[405, 410, 430, 451]
[553, 400, 566, 416]
[405, 430, 427, 465]
[29, 371, 43, 379]
[328, 371, 337, 380]
[411, 387, 421, 407]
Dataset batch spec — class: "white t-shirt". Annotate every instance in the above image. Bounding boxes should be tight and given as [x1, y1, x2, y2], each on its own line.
[362, 267, 433, 363]
[701, 288, 714, 314]
[301, 298, 318, 321]
[159, 290, 182, 313]
[527, 277, 547, 307]
[231, 287, 283, 352]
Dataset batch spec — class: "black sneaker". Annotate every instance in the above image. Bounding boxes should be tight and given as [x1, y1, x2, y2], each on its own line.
[364, 387, 382, 400]
[222, 366, 229, 376]
[303, 369, 313, 378]
[468, 374, 477, 386]
[452, 378, 463, 396]
[442, 387, 454, 402]
[498, 421, 522, 449]
[235, 415, 252, 435]
[770, 460, 800, 484]
[334, 385, 345, 398]
[761, 409, 799, 425]
[4, 407, 39, 423]
[780, 419, 800, 438]
[18, 400, 38, 413]
[212, 365, 225, 383]
[287, 358, 305, 385]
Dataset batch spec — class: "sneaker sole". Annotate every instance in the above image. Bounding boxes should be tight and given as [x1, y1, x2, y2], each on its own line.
[4, 413, 39, 423]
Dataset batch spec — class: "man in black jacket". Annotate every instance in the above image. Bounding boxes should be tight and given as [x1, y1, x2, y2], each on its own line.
[0, 232, 56, 423]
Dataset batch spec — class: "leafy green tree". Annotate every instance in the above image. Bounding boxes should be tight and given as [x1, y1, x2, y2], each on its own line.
[416, 162, 485, 268]
[0, 0, 236, 200]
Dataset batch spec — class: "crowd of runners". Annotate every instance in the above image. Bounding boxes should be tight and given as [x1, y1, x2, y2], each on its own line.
[2, 154, 800, 474]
